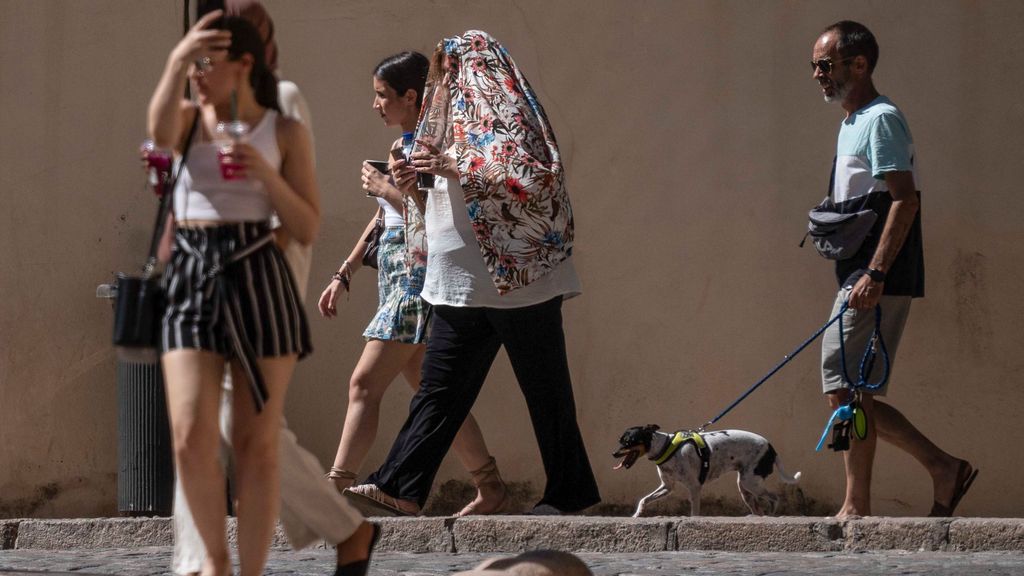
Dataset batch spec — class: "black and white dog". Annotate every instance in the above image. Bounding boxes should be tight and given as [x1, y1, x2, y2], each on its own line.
[613, 425, 801, 517]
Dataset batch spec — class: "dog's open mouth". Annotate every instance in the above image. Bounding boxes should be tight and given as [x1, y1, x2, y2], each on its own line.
[613, 448, 641, 470]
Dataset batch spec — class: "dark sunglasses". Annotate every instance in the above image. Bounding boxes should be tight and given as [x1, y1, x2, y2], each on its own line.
[810, 57, 853, 74]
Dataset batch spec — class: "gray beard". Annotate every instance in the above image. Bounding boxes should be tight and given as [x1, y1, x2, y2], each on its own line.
[823, 80, 850, 103]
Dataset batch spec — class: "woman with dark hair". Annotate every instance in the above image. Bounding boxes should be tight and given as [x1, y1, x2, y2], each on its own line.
[165, 5, 379, 576]
[317, 51, 509, 517]
[346, 31, 600, 517]
[148, 10, 322, 576]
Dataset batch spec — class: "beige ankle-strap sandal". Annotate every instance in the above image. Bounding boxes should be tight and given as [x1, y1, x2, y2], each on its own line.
[326, 467, 358, 493]
[456, 456, 514, 516]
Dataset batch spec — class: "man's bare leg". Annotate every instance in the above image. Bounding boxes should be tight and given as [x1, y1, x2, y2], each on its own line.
[829, 391, 876, 519]
[872, 400, 971, 511]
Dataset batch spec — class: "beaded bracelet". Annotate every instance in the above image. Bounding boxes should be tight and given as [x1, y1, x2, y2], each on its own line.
[331, 262, 351, 291]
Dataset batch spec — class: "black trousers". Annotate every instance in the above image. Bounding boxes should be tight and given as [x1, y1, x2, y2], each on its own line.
[365, 296, 601, 512]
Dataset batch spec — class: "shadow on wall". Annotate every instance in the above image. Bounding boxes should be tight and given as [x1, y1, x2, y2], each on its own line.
[423, 481, 833, 517]
[0, 475, 117, 519]
[0, 482, 61, 518]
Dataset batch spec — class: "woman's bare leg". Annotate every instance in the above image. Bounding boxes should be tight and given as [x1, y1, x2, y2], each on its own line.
[163, 349, 231, 576]
[230, 355, 294, 576]
[329, 340, 421, 490]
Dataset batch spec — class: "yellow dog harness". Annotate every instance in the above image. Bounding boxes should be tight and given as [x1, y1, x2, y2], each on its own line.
[650, 431, 712, 485]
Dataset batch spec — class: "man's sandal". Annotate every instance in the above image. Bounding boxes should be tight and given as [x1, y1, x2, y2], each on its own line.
[929, 461, 978, 517]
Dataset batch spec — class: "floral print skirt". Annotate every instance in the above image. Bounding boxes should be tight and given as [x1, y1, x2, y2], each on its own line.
[363, 227, 430, 344]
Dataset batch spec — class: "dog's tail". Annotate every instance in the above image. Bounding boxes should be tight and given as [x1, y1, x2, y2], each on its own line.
[770, 444, 801, 484]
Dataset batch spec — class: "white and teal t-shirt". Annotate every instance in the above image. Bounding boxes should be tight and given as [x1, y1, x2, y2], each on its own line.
[831, 95, 924, 297]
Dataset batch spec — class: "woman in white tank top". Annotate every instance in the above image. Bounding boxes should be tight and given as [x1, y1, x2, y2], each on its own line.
[147, 11, 318, 576]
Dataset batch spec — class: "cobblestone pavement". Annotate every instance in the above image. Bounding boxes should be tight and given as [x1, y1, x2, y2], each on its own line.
[3, 547, 1024, 575]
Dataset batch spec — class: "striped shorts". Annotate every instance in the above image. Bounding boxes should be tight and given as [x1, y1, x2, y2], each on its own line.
[161, 221, 312, 364]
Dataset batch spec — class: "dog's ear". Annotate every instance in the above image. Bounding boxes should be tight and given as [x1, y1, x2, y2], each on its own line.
[647, 424, 660, 432]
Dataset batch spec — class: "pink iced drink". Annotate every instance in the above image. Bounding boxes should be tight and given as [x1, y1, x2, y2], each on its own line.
[140, 139, 173, 196]
[215, 121, 250, 180]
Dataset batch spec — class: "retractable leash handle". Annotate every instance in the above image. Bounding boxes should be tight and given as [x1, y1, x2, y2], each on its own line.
[816, 404, 854, 451]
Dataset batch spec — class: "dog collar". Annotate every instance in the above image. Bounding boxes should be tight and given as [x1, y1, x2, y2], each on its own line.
[651, 431, 712, 484]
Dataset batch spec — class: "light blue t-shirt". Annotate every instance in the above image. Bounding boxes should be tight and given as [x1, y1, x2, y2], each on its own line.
[830, 95, 924, 298]
[833, 95, 916, 203]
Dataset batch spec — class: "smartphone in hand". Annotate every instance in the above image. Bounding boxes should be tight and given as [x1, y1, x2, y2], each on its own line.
[390, 148, 435, 190]
[367, 160, 389, 174]
[365, 160, 389, 197]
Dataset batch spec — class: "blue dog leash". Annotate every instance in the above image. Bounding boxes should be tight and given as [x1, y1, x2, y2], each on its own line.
[698, 300, 850, 432]
[696, 300, 889, 443]
[814, 302, 890, 450]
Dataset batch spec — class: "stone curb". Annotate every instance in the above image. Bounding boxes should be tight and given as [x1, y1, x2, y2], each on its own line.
[8, 518, 289, 551]
[0, 520, 17, 550]
[3, 517, 1022, 553]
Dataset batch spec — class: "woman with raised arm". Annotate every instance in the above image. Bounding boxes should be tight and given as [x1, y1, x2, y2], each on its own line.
[148, 11, 323, 576]
[164, 4, 379, 576]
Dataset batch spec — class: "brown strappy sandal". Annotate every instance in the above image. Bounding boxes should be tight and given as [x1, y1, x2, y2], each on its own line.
[455, 456, 515, 517]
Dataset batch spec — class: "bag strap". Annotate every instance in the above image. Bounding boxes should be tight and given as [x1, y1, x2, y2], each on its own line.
[827, 155, 837, 201]
[143, 111, 201, 276]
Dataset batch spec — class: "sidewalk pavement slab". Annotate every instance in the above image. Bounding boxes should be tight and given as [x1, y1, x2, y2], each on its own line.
[5, 547, 1024, 576]
[949, 518, 1024, 551]
[843, 517, 951, 551]
[451, 516, 671, 553]
[0, 522, 16, 550]
[673, 516, 843, 552]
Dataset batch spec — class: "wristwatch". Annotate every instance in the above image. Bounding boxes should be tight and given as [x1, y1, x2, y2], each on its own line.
[866, 268, 886, 283]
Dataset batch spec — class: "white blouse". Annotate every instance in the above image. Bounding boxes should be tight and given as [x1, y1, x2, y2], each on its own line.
[420, 175, 581, 308]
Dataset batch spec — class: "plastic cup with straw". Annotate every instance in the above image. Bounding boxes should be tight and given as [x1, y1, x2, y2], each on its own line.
[216, 90, 250, 180]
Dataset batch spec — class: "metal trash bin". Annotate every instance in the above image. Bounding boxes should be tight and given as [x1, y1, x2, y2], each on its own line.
[98, 283, 174, 516]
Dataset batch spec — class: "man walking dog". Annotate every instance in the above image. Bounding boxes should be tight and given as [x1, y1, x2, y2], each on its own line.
[809, 20, 976, 519]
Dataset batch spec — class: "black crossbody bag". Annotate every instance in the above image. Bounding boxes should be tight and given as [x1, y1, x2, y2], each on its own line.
[113, 113, 200, 354]
[361, 208, 385, 270]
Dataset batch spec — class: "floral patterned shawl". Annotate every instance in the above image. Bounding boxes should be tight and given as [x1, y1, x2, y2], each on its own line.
[414, 30, 574, 294]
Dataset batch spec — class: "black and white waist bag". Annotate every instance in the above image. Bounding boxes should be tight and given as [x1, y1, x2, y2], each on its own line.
[802, 157, 877, 260]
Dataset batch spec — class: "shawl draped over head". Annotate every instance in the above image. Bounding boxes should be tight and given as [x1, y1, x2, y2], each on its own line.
[414, 30, 574, 294]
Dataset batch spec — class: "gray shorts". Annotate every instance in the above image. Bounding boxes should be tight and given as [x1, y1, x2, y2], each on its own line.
[821, 286, 911, 396]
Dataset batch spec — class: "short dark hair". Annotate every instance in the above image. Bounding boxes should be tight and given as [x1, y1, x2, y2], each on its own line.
[824, 20, 879, 73]
[374, 51, 430, 109]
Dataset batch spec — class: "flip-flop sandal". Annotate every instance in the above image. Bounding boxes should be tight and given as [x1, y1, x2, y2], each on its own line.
[929, 461, 979, 517]
[344, 485, 417, 517]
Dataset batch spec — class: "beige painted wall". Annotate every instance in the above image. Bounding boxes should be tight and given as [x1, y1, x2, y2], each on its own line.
[2, 0, 1022, 518]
